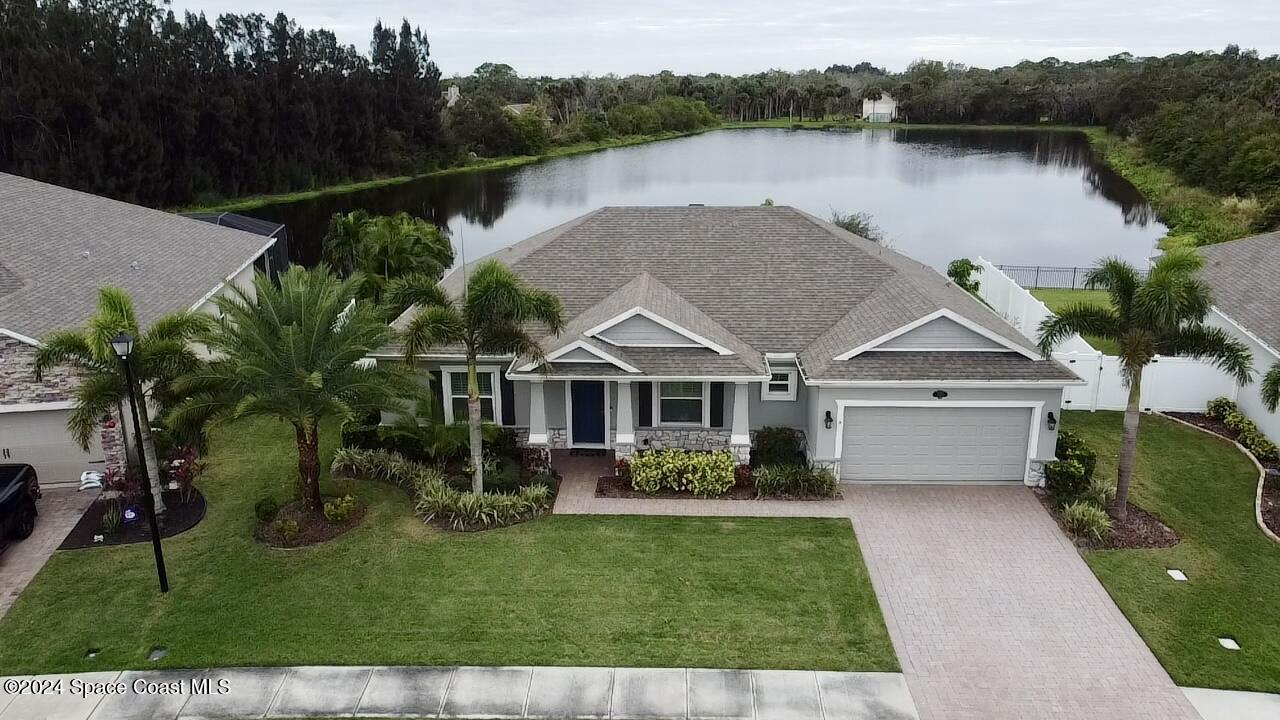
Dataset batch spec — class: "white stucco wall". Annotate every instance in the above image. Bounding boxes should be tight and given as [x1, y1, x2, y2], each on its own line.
[1207, 309, 1280, 442]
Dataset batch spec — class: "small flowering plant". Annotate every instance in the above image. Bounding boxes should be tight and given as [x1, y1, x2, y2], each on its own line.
[614, 457, 632, 480]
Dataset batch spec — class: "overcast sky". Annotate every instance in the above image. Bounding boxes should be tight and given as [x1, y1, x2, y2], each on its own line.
[166, 0, 1280, 77]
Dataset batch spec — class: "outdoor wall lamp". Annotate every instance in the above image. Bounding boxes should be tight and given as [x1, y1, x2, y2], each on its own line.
[824, 410, 833, 429]
[1047, 411, 1058, 431]
[931, 390, 949, 399]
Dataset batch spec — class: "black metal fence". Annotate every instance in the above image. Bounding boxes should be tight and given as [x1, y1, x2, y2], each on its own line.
[996, 264, 1147, 289]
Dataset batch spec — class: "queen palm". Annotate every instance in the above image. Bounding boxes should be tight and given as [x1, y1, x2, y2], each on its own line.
[1264, 365, 1280, 413]
[169, 266, 419, 514]
[33, 287, 212, 513]
[1037, 250, 1254, 520]
[393, 259, 564, 492]
[321, 209, 370, 276]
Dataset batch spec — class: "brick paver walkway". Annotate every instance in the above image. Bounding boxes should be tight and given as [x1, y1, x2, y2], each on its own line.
[847, 485, 1201, 720]
[0, 487, 97, 619]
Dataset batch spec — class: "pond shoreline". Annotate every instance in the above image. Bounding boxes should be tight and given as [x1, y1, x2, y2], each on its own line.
[181, 120, 1105, 215]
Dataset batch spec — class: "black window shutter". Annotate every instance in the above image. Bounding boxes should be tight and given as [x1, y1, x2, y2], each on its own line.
[429, 371, 445, 421]
[710, 383, 725, 427]
[500, 376, 516, 426]
[637, 381, 653, 427]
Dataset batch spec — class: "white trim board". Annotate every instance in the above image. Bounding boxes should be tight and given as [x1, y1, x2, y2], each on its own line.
[187, 237, 278, 312]
[584, 307, 734, 355]
[833, 309, 1039, 360]
[832, 399, 1044, 485]
[0, 328, 41, 346]
[1212, 307, 1280, 360]
[0, 401, 77, 413]
[516, 340, 640, 374]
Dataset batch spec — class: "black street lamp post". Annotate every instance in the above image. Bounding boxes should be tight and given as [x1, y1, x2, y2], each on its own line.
[110, 331, 170, 593]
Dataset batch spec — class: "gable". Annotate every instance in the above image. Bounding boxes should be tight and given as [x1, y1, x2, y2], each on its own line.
[556, 346, 612, 363]
[877, 316, 1007, 351]
[596, 314, 701, 347]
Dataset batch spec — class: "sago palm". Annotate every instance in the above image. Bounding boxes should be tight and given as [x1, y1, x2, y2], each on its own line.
[33, 287, 212, 513]
[1037, 250, 1254, 520]
[169, 266, 420, 514]
[393, 259, 565, 492]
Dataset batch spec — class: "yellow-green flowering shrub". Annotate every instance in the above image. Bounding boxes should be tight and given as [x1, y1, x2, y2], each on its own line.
[629, 449, 735, 497]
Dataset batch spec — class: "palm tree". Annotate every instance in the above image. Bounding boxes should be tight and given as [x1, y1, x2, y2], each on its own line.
[169, 266, 420, 514]
[321, 210, 370, 276]
[33, 287, 212, 513]
[1037, 250, 1254, 520]
[393, 259, 565, 492]
[1263, 364, 1280, 412]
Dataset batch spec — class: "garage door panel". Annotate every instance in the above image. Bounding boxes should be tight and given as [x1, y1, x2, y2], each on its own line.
[0, 409, 106, 486]
[841, 405, 1031, 483]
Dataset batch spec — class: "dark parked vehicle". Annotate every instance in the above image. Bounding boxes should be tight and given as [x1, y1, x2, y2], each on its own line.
[0, 464, 40, 553]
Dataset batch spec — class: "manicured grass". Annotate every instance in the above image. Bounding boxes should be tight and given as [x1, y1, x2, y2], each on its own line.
[1028, 288, 1121, 355]
[1063, 410, 1280, 692]
[0, 418, 895, 675]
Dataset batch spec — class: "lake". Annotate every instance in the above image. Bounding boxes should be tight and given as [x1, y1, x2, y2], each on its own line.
[245, 127, 1166, 271]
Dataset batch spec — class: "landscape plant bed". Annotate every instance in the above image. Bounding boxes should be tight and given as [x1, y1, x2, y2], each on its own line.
[1263, 475, 1280, 536]
[1036, 490, 1178, 550]
[595, 475, 840, 501]
[255, 497, 367, 548]
[59, 490, 206, 550]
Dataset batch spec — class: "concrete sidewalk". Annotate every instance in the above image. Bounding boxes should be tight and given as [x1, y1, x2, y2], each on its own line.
[0, 665, 918, 720]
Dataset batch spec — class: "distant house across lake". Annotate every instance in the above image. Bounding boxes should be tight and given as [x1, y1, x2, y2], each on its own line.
[861, 92, 898, 123]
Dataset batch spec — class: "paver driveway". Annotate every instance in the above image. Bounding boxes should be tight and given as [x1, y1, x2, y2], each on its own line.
[847, 485, 1201, 720]
[0, 487, 96, 620]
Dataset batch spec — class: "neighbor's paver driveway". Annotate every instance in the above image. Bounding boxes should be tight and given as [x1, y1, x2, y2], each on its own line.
[847, 485, 1201, 720]
[0, 487, 96, 620]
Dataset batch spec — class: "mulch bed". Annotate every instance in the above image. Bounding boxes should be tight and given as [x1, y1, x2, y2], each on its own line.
[255, 497, 367, 549]
[1262, 475, 1280, 536]
[1036, 490, 1179, 550]
[595, 476, 841, 501]
[60, 490, 207, 550]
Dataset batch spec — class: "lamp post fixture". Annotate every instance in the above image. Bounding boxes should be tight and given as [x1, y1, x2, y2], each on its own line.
[110, 331, 169, 593]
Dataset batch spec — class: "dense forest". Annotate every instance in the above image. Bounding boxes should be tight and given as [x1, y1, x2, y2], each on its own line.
[2, 0, 1277, 230]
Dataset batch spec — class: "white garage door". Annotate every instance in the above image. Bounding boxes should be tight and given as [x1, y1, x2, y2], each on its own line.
[0, 409, 106, 486]
[841, 406, 1032, 483]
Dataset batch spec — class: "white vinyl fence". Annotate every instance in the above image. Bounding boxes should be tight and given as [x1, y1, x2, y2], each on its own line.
[975, 258, 1240, 413]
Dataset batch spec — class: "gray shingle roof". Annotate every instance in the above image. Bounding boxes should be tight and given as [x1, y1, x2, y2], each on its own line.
[0, 173, 272, 340]
[820, 352, 1082, 382]
[1198, 230, 1280, 351]
[393, 206, 1070, 383]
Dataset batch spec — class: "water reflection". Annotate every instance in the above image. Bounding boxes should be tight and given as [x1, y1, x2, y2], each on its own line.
[247, 128, 1166, 270]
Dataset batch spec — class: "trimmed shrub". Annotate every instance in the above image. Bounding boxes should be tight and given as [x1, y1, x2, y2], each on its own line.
[750, 427, 807, 468]
[323, 494, 358, 523]
[1061, 501, 1114, 541]
[1239, 428, 1279, 460]
[752, 464, 839, 498]
[1054, 429, 1097, 481]
[1206, 396, 1236, 420]
[254, 497, 280, 522]
[629, 449, 736, 497]
[1044, 458, 1089, 504]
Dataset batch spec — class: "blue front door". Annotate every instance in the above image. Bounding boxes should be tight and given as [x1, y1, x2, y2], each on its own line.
[570, 381, 606, 445]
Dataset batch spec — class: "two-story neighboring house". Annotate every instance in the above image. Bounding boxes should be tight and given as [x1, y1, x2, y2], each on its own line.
[0, 173, 279, 486]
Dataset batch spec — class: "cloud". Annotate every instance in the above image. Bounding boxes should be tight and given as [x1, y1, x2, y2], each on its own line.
[166, 0, 1279, 76]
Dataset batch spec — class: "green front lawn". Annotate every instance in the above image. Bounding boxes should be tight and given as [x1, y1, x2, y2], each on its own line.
[1065, 411, 1280, 692]
[1029, 288, 1121, 354]
[0, 419, 895, 675]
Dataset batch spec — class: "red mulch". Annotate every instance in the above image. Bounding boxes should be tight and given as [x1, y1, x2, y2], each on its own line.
[1263, 475, 1280, 536]
[595, 476, 841, 501]
[1036, 490, 1179, 550]
[255, 497, 366, 548]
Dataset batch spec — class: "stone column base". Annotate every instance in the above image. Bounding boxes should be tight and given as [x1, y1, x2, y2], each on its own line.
[729, 444, 751, 464]
[1026, 459, 1049, 487]
[614, 443, 636, 460]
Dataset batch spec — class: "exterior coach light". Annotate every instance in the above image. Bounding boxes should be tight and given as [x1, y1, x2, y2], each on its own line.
[931, 390, 948, 399]
[1047, 411, 1058, 431]
[824, 410, 833, 429]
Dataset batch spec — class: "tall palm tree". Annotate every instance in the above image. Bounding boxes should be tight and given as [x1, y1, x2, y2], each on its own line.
[1037, 250, 1254, 520]
[169, 266, 419, 514]
[33, 287, 212, 513]
[393, 259, 565, 492]
[356, 213, 453, 300]
[321, 210, 371, 277]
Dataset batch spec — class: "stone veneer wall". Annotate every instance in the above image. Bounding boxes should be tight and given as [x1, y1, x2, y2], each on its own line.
[0, 336, 126, 474]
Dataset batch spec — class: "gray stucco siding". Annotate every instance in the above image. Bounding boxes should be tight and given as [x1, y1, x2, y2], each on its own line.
[808, 385, 1063, 464]
[878, 316, 1007, 350]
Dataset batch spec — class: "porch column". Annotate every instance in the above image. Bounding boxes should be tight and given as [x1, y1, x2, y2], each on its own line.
[615, 380, 635, 458]
[525, 379, 552, 474]
[730, 381, 750, 464]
